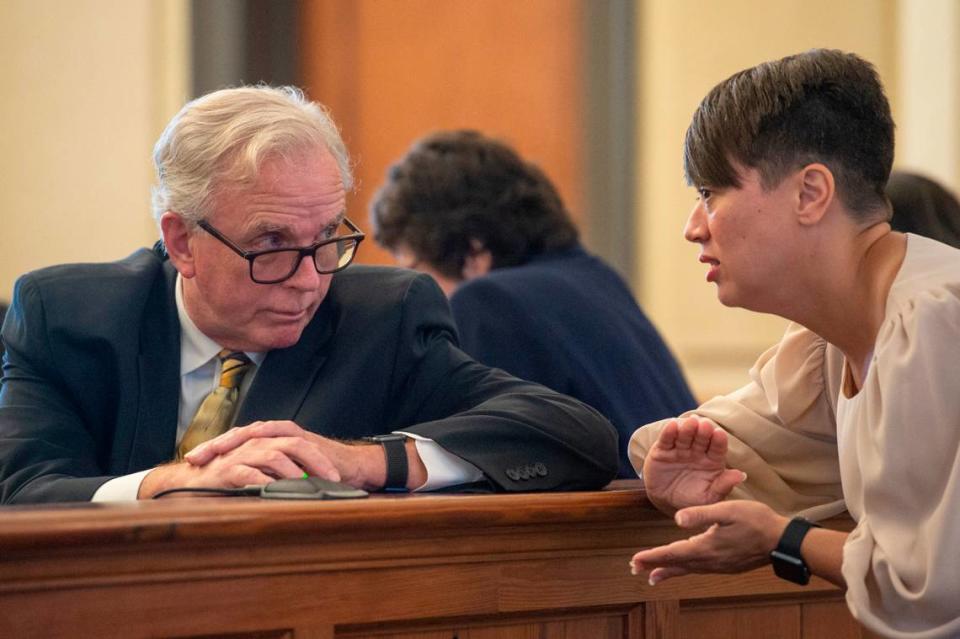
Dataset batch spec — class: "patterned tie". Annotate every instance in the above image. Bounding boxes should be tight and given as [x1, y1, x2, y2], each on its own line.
[176, 350, 253, 461]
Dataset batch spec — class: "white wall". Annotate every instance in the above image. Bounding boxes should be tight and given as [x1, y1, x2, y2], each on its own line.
[0, 0, 190, 301]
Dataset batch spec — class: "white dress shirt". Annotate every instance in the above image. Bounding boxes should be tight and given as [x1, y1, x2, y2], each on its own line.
[92, 274, 480, 501]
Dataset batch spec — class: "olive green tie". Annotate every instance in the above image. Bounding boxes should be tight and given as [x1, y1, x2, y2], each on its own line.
[176, 350, 253, 461]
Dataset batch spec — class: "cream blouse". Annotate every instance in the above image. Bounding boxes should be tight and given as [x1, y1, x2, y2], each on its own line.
[629, 234, 960, 638]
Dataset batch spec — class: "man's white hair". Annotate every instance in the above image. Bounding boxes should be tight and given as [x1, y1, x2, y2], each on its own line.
[151, 85, 353, 227]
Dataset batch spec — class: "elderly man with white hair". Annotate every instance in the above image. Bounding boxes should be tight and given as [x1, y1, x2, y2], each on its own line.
[0, 86, 618, 503]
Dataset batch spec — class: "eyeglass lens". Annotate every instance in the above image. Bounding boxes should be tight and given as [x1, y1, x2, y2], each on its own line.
[250, 239, 359, 282]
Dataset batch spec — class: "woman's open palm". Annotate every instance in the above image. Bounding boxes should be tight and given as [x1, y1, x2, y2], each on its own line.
[642, 417, 746, 513]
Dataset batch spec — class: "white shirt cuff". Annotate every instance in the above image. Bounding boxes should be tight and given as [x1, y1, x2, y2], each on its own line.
[397, 432, 484, 491]
[91, 469, 153, 502]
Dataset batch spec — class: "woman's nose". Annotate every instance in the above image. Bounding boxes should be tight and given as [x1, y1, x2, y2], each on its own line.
[684, 200, 708, 243]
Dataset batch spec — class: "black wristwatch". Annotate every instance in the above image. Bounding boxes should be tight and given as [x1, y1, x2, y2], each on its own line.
[770, 516, 821, 585]
[363, 434, 409, 491]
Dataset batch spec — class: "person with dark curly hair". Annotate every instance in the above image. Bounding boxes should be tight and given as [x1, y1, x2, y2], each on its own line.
[886, 170, 960, 249]
[371, 130, 695, 478]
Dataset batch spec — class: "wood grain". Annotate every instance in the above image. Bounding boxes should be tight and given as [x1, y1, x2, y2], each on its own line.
[0, 482, 858, 638]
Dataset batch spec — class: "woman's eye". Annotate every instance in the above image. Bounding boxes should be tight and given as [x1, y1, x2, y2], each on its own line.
[697, 188, 712, 201]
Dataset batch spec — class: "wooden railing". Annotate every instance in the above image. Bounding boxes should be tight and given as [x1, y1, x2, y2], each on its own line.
[0, 481, 870, 638]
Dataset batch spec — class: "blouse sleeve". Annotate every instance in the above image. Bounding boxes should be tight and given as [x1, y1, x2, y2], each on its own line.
[629, 322, 847, 519]
[842, 288, 960, 637]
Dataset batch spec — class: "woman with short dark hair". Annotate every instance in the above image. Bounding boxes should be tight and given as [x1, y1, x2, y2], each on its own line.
[630, 49, 960, 637]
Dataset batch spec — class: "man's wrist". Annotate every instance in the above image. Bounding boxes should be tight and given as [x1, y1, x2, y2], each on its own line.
[138, 463, 181, 499]
[363, 434, 409, 491]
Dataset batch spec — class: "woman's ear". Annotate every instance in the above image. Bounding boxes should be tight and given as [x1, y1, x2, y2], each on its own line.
[796, 163, 835, 226]
[461, 239, 492, 280]
[160, 212, 197, 278]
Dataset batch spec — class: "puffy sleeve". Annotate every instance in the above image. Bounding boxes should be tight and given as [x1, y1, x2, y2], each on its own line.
[841, 287, 960, 637]
[629, 322, 847, 519]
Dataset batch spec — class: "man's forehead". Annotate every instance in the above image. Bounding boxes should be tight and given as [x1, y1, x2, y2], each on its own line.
[246, 211, 346, 232]
[262, 144, 341, 177]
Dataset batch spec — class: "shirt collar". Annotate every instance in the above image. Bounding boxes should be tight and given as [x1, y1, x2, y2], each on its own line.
[175, 274, 266, 376]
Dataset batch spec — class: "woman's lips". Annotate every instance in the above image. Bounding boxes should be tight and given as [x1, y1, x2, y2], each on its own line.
[699, 255, 720, 283]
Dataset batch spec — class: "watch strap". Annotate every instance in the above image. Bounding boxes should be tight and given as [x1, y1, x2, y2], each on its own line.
[770, 516, 821, 585]
[775, 517, 820, 556]
[365, 434, 409, 491]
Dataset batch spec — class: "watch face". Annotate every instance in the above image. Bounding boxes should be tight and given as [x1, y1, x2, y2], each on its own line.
[770, 550, 811, 585]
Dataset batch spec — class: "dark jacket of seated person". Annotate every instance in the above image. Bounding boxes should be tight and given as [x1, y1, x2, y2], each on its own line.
[371, 130, 696, 478]
[0, 301, 7, 360]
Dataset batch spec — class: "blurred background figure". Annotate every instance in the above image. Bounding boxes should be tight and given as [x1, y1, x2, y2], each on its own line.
[371, 130, 696, 477]
[0, 301, 6, 360]
[886, 171, 960, 249]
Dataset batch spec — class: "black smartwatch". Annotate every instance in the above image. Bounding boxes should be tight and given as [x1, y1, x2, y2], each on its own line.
[770, 516, 821, 585]
[364, 434, 409, 491]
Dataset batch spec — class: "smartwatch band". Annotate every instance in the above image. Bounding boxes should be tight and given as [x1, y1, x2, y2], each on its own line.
[365, 434, 409, 491]
[770, 516, 821, 585]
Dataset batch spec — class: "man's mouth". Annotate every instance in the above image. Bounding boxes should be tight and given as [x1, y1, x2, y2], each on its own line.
[269, 308, 309, 320]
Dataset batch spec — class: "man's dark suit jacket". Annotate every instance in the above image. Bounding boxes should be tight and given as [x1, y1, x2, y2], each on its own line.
[0, 247, 618, 503]
[450, 244, 696, 478]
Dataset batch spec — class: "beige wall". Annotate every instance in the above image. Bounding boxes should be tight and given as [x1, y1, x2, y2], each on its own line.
[635, 0, 905, 400]
[0, 0, 189, 301]
[897, 0, 960, 189]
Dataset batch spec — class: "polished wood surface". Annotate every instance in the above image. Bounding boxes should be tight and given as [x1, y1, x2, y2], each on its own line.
[0, 482, 868, 638]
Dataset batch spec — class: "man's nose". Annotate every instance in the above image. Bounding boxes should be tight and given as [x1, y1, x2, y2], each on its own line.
[285, 253, 322, 289]
[684, 201, 708, 243]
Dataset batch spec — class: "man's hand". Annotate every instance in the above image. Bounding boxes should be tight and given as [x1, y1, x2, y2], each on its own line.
[139, 420, 368, 498]
[641, 416, 746, 514]
[630, 500, 788, 585]
[138, 447, 316, 499]
[138, 421, 410, 499]
[140, 421, 426, 498]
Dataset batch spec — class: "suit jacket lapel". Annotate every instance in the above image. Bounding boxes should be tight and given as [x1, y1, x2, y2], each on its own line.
[237, 299, 335, 425]
[127, 261, 181, 472]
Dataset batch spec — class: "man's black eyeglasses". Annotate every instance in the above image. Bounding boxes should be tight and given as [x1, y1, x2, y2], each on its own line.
[197, 218, 365, 284]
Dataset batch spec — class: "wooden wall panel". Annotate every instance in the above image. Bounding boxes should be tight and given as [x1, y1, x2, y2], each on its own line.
[644, 600, 679, 639]
[299, 0, 585, 267]
[542, 614, 624, 639]
[802, 600, 879, 639]
[679, 603, 801, 638]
